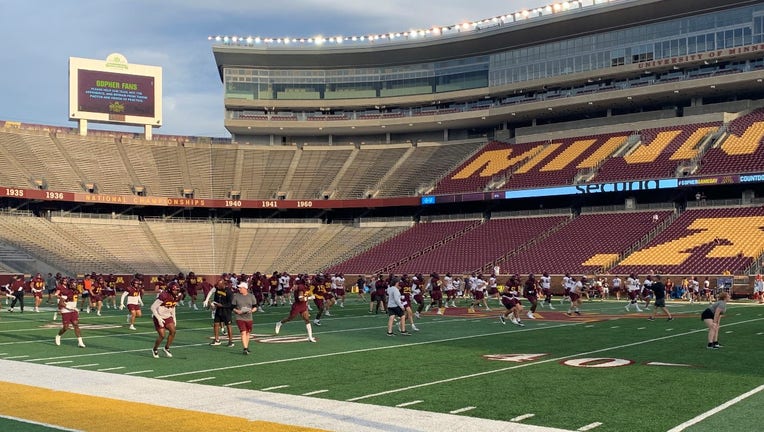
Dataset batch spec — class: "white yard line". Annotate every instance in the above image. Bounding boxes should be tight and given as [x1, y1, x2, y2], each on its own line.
[666, 384, 764, 432]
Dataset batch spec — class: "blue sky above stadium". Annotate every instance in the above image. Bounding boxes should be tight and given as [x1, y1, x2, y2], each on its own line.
[1, 0, 556, 138]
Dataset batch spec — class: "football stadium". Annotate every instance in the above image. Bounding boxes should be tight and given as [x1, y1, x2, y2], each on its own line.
[2, 0, 764, 430]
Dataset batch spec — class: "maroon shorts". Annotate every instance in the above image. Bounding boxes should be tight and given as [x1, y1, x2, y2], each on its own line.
[127, 304, 141, 312]
[61, 311, 79, 326]
[153, 316, 175, 331]
[236, 319, 253, 333]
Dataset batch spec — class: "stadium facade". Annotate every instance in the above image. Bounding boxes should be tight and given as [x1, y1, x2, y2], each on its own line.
[214, 0, 764, 145]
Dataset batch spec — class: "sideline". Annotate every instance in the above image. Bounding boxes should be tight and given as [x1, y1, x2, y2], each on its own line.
[0, 360, 571, 432]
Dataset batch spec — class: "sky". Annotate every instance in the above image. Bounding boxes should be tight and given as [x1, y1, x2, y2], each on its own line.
[1, 0, 563, 138]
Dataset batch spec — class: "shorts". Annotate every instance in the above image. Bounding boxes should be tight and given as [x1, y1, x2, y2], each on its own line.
[388, 306, 404, 317]
[701, 308, 714, 320]
[654, 298, 666, 308]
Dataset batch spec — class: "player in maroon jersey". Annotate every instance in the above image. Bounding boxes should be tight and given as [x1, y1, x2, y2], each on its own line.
[55, 279, 86, 348]
[267, 272, 280, 307]
[399, 275, 420, 331]
[8, 274, 25, 313]
[88, 276, 105, 316]
[120, 278, 144, 330]
[274, 276, 316, 342]
[425, 273, 444, 315]
[370, 274, 387, 314]
[150, 281, 182, 358]
[30, 273, 45, 313]
[185, 271, 199, 310]
[498, 285, 525, 327]
[103, 274, 117, 309]
[523, 274, 539, 320]
[311, 275, 328, 326]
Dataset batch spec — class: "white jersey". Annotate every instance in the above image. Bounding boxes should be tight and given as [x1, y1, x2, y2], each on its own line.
[564, 277, 575, 292]
[612, 277, 622, 289]
[540, 275, 551, 290]
[627, 277, 641, 292]
[279, 275, 290, 290]
[444, 276, 454, 290]
[474, 278, 487, 292]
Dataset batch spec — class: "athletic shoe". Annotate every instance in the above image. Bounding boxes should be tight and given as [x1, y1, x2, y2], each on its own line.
[400, 330, 412, 336]
[221, 328, 227, 336]
[55, 335, 61, 346]
[636, 307, 643, 312]
[152, 348, 159, 358]
[412, 325, 419, 331]
[527, 312, 535, 319]
[436, 309, 443, 315]
[713, 343, 723, 348]
[325, 311, 331, 316]
[625, 305, 630, 311]
[313, 319, 321, 326]
[565, 312, 572, 316]
[78, 342, 86, 348]
[227, 341, 235, 347]
[707, 345, 719, 350]
[210, 340, 221, 346]
[275, 321, 282, 335]
[129, 325, 136, 330]
[514, 319, 525, 327]
[548, 304, 555, 310]
[499, 315, 506, 325]
[667, 317, 674, 321]
[162, 347, 173, 358]
[96, 311, 101, 316]
[574, 311, 581, 316]
[243, 348, 250, 355]
[647, 317, 655, 321]
[387, 332, 395, 336]
[415, 312, 420, 319]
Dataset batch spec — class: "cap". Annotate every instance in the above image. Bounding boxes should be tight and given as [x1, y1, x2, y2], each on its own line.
[238, 282, 249, 290]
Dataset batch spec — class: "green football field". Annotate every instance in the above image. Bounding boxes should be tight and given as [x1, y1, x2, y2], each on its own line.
[1, 295, 763, 432]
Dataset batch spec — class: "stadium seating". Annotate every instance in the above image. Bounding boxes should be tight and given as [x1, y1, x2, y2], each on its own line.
[697, 109, 764, 175]
[593, 123, 720, 182]
[610, 206, 764, 275]
[326, 219, 480, 275]
[389, 214, 569, 275]
[501, 210, 673, 276]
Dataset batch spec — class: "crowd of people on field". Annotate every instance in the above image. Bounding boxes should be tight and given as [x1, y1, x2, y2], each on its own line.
[0, 268, 745, 353]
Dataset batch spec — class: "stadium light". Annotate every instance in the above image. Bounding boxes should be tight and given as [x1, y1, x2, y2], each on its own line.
[208, 0, 612, 47]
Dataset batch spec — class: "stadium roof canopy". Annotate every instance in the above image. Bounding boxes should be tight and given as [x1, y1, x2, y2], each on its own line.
[212, 0, 758, 76]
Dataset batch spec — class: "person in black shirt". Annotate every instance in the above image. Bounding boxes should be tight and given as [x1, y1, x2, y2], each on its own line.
[648, 275, 673, 321]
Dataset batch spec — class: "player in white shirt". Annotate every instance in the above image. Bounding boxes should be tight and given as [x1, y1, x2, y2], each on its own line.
[279, 273, 291, 305]
[611, 275, 623, 300]
[625, 274, 643, 312]
[565, 276, 584, 316]
[468, 275, 490, 312]
[561, 273, 573, 305]
[538, 272, 554, 309]
[443, 274, 456, 308]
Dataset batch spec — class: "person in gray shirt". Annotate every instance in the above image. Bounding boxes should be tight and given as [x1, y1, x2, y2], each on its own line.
[232, 282, 259, 355]
[386, 277, 409, 336]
